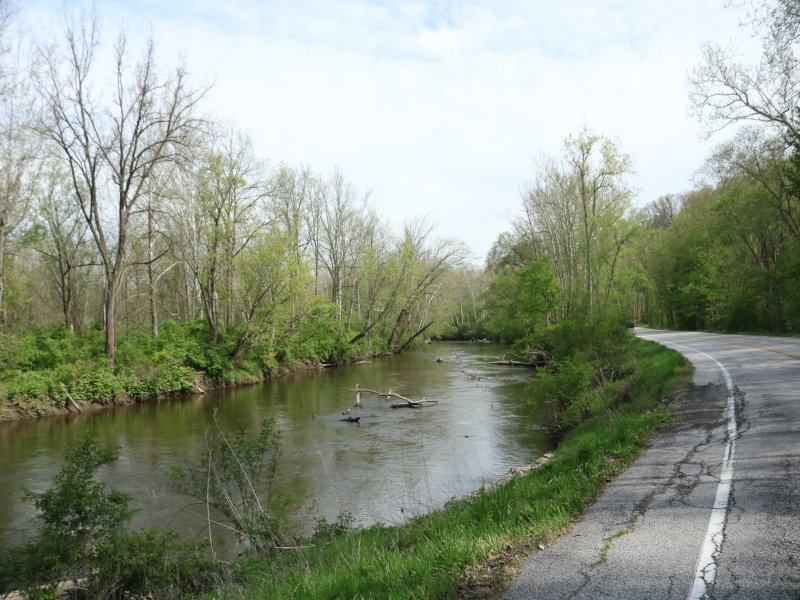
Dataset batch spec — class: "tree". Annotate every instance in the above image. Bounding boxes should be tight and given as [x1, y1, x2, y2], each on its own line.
[383, 219, 467, 351]
[514, 129, 634, 317]
[310, 168, 374, 320]
[0, 21, 40, 326]
[33, 12, 204, 362]
[689, 0, 800, 136]
[176, 127, 268, 343]
[30, 167, 95, 332]
[707, 127, 800, 241]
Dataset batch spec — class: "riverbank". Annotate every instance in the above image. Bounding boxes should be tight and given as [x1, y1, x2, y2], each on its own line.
[0, 321, 375, 424]
[0, 333, 690, 599]
[205, 336, 691, 599]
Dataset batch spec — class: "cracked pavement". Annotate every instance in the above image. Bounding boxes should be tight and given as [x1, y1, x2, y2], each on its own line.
[501, 330, 800, 600]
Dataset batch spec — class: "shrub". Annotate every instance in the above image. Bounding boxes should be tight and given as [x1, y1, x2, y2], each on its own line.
[171, 418, 284, 554]
[5, 370, 57, 405]
[71, 367, 123, 404]
[525, 317, 634, 434]
[0, 437, 214, 599]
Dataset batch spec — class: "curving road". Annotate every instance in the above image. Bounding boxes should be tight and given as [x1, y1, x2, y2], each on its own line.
[502, 329, 800, 600]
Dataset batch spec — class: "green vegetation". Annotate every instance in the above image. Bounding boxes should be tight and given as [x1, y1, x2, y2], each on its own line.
[4, 0, 798, 597]
[0, 329, 690, 599]
[171, 419, 284, 555]
[203, 335, 690, 599]
[0, 437, 215, 599]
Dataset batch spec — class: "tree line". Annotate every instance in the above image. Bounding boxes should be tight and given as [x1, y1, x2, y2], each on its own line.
[3, 0, 799, 389]
[477, 0, 800, 339]
[0, 5, 468, 372]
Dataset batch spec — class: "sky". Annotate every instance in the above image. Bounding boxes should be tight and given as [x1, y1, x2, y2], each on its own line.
[20, 0, 763, 263]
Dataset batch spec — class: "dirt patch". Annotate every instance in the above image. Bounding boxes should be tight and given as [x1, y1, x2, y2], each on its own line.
[458, 532, 564, 600]
[459, 542, 529, 599]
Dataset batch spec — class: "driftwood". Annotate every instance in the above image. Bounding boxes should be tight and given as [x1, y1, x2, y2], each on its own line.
[433, 354, 444, 363]
[353, 387, 439, 408]
[60, 384, 82, 413]
[459, 369, 485, 381]
[340, 415, 361, 423]
[489, 359, 540, 367]
[4, 577, 87, 600]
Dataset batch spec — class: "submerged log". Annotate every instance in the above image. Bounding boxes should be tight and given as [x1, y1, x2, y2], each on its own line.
[354, 387, 439, 408]
[340, 415, 361, 423]
[489, 359, 539, 367]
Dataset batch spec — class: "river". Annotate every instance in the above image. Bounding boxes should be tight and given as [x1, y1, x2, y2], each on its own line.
[0, 342, 550, 551]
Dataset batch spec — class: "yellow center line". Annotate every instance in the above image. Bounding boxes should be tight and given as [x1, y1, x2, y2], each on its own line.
[725, 341, 800, 361]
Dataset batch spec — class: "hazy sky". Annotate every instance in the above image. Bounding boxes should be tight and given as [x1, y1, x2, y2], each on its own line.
[21, 1, 761, 262]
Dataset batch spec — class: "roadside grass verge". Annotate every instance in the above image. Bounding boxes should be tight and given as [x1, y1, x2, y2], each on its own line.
[211, 337, 691, 599]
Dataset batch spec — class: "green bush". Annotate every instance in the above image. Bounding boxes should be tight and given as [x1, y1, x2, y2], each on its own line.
[0, 437, 214, 599]
[5, 370, 57, 405]
[524, 317, 635, 434]
[123, 374, 160, 400]
[71, 367, 123, 404]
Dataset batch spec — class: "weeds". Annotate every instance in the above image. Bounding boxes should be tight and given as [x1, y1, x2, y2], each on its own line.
[170, 417, 284, 556]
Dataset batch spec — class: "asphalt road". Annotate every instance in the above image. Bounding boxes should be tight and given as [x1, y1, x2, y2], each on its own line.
[502, 329, 800, 600]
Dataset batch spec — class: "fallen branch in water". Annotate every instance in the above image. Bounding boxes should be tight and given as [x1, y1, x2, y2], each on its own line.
[459, 370, 485, 381]
[488, 359, 539, 367]
[352, 387, 439, 408]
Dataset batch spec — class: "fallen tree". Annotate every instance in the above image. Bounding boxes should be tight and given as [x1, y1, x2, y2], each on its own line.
[351, 387, 439, 408]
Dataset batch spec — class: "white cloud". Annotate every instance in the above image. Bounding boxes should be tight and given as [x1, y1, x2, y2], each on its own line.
[22, 0, 763, 262]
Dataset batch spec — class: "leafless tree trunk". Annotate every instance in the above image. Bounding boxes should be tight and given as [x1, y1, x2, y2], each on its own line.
[33, 13, 204, 362]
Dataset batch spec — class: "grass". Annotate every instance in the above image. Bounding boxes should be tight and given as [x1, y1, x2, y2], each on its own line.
[205, 337, 692, 599]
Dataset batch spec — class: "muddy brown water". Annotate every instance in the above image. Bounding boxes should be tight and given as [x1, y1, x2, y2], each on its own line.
[0, 342, 550, 552]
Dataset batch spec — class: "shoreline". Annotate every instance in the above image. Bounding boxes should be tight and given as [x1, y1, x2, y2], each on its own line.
[0, 358, 358, 425]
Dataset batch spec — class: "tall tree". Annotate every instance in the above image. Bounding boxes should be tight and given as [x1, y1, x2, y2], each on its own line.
[30, 167, 95, 332]
[179, 128, 268, 343]
[33, 13, 204, 362]
[690, 0, 800, 136]
[514, 129, 633, 317]
[0, 12, 40, 326]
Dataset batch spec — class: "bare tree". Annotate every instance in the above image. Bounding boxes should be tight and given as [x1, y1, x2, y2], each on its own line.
[33, 12, 205, 362]
[0, 49, 40, 325]
[689, 0, 800, 136]
[31, 167, 96, 332]
[311, 168, 373, 319]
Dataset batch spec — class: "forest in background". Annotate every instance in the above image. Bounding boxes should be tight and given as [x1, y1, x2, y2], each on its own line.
[1, 0, 799, 415]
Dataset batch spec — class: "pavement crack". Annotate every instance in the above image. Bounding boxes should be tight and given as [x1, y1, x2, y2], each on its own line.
[562, 570, 594, 600]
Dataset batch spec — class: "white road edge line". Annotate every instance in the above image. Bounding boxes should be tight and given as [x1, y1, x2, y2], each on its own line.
[669, 342, 737, 600]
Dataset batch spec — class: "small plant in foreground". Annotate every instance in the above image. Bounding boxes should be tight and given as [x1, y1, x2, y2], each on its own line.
[171, 417, 284, 555]
[0, 437, 214, 599]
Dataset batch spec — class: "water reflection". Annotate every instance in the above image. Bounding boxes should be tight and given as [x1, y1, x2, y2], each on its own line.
[0, 342, 550, 548]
